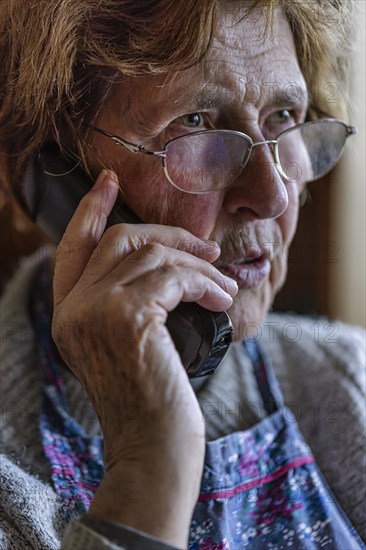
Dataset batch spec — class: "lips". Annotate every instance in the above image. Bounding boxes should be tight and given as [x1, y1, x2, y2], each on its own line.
[218, 251, 271, 289]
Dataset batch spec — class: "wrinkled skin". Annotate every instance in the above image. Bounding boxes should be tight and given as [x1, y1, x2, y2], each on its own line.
[52, 6, 308, 547]
[90, 5, 308, 338]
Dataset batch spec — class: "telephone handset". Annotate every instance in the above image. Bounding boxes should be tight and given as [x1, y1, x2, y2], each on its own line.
[16, 142, 233, 377]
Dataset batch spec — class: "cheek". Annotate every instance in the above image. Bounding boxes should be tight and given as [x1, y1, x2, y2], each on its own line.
[280, 183, 301, 244]
[114, 155, 171, 221]
[270, 183, 300, 292]
[160, 194, 221, 238]
[89, 134, 222, 238]
[117, 156, 221, 238]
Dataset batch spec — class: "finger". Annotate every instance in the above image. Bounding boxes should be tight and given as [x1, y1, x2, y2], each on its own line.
[127, 265, 234, 314]
[105, 242, 238, 297]
[79, 224, 221, 286]
[53, 170, 119, 306]
[104, 224, 221, 263]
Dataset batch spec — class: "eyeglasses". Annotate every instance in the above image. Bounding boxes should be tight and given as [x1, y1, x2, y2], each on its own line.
[91, 118, 357, 195]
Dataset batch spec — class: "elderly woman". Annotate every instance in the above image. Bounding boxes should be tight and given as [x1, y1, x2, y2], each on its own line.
[0, 0, 365, 549]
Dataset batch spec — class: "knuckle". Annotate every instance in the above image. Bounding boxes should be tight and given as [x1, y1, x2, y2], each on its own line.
[103, 225, 146, 258]
[139, 241, 165, 257]
[160, 263, 178, 276]
[103, 223, 136, 250]
[103, 223, 129, 243]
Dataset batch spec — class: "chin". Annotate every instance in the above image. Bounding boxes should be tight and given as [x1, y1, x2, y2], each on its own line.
[227, 282, 273, 342]
[228, 257, 288, 342]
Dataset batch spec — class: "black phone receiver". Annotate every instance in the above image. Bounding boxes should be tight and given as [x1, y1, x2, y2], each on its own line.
[16, 143, 233, 377]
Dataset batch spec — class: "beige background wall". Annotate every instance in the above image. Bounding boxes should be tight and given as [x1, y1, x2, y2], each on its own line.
[328, 1, 366, 328]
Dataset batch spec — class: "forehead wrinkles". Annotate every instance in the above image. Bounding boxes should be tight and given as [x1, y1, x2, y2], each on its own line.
[197, 7, 305, 107]
[109, 6, 306, 124]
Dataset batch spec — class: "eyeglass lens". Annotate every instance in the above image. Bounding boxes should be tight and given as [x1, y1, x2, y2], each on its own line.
[165, 120, 348, 193]
[165, 132, 251, 193]
[277, 120, 348, 184]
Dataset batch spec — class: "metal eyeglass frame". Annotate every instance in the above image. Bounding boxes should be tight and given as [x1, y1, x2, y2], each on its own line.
[90, 119, 357, 195]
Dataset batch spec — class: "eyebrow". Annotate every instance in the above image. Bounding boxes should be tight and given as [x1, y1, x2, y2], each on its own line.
[270, 85, 309, 109]
[185, 83, 309, 111]
[192, 96, 222, 110]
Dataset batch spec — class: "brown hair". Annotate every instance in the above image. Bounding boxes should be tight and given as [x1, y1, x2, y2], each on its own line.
[0, 0, 355, 282]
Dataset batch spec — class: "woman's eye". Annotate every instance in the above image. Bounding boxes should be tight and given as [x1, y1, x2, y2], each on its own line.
[264, 109, 299, 139]
[267, 109, 301, 127]
[179, 113, 204, 128]
[268, 109, 293, 124]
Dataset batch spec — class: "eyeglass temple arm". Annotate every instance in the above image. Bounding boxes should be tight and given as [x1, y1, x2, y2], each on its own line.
[90, 126, 166, 158]
[347, 126, 358, 136]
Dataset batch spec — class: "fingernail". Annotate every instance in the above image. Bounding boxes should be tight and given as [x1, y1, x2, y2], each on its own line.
[223, 275, 238, 294]
[202, 239, 219, 246]
[94, 169, 118, 190]
[105, 169, 119, 183]
[201, 240, 220, 254]
[93, 169, 108, 190]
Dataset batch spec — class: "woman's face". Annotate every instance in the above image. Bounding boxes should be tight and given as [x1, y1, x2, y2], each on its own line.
[90, 6, 308, 340]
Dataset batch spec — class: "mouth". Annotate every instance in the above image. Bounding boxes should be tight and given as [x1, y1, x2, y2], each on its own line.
[217, 250, 271, 289]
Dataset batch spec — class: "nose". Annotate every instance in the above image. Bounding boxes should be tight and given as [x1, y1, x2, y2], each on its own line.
[222, 141, 289, 220]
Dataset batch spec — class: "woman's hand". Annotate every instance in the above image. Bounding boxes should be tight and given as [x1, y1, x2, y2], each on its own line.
[52, 170, 237, 547]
